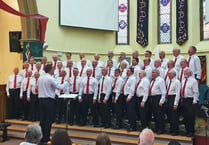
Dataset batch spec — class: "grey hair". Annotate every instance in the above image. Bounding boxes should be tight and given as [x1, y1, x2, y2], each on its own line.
[139, 128, 154, 145]
[24, 124, 42, 144]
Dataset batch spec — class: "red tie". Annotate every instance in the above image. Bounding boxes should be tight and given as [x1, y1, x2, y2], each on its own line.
[166, 80, 172, 99]
[31, 64, 33, 70]
[187, 56, 191, 67]
[182, 78, 187, 97]
[60, 77, 64, 94]
[180, 69, 184, 83]
[54, 62, 57, 69]
[122, 77, 129, 93]
[149, 80, 155, 95]
[86, 77, 90, 94]
[174, 57, 177, 65]
[43, 64, 45, 70]
[93, 68, 95, 78]
[26, 77, 30, 90]
[14, 75, 17, 89]
[108, 68, 110, 76]
[101, 77, 105, 93]
[143, 66, 145, 70]
[59, 70, 61, 77]
[25, 69, 28, 78]
[135, 80, 141, 93]
[80, 67, 84, 77]
[35, 79, 38, 94]
[73, 76, 76, 93]
[112, 78, 117, 90]
[164, 71, 168, 81]
[69, 68, 72, 77]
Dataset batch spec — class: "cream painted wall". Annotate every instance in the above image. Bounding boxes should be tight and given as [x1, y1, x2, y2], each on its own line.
[0, 0, 22, 84]
[37, 0, 209, 83]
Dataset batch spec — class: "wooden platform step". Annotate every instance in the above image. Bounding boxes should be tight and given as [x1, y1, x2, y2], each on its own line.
[4, 119, 193, 145]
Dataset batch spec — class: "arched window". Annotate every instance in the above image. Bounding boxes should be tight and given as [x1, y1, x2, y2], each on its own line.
[158, 0, 172, 44]
[200, 0, 209, 40]
[116, 0, 129, 44]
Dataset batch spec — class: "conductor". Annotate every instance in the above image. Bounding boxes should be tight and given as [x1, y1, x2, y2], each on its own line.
[38, 64, 69, 144]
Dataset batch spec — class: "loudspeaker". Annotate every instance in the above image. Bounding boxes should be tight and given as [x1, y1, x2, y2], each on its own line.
[9, 31, 22, 53]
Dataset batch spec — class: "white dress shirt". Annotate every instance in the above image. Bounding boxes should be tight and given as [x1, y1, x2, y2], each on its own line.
[105, 58, 118, 68]
[166, 78, 181, 106]
[62, 60, 76, 68]
[161, 58, 168, 70]
[69, 75, 81, 93]
[181, 76, 199, 103]
[187, 54, 201, 79]
[64, 67, 74, 78]
[97, 60, 104, 68]
[77, 60, 91, 68]
[20, 77, 32, 97]
[117, 59, 130, 69]
[78, 65, 88, 78]
[112, 76, 123, 100]
[164, 68, 178, 85]
[79, 76, 98, 100]
[150, 76, 166, 104]
[33, 69, 45, 76]
[91, 66, 102, 82]
[123, 75, 137, 100]
[55, 76, 69, 96]
[54, 69, 62, 79]
[173, 55, 184, 72]
[98, 75, 112, 101]
[38, 73, 68, 99]
[19, 69, 28, 79]
[178, 66, 189, 82]
[133, 65, 141, 80]
[144, 65, 152, 81]
[107, 66, 115, 80]
[27, 77, 39, 97]
[155, 67, 165, 78]
[120, 69, 127, 81]
[138, 58, 144, 69]
[136, 77, 150, 103]
[6, 74, 23, 96]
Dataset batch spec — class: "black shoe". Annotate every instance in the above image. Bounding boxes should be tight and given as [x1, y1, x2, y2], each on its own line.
[69, 122, 73, 126]
[171, 132, 178, 136]
[113, 125, 122, 129]
[186, 132, 193, 137]
[79, 123, 86, 126]
[127, 128, 136, 132]
[157, 130, 164, 134]
[104, 125, 110, 129]
[94, 124, 100, 127]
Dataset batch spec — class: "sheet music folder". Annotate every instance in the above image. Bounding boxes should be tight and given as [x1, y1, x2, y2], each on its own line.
[59, 93, 78, 99]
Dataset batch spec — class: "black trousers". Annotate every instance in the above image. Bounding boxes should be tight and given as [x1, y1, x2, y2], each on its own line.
[137, 97, 149, 128]
[69, 97, 81, 124]
[149, 95, 165, 131]
[126, 95, 137, 129]
[29, 93, 39, 121]
[81, 94, 97, 125]
[167, 95, 179, 133]
[55, 96, 66, 123]
[115, 94, 126, 127]
[8, 88, 20, 119]
[182, 98, 195, 134]
[99, 93, 111, 126]
[39, 98, 56, 143]
[22, 91, 29, 120]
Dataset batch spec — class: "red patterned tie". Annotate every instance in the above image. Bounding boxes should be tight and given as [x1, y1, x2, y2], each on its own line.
[73, 76, 76, 93]
[101, 77, 105, 93]
[166, 80, 171, 99]
[54, 62, 56, 69]
[69, 68, 72, 77]
[149, 80, 155, 95]
[93, 68, 95, 78]
[86, 77, 90, 94]
[187, 56, 191, 67]
[80, 67, 84, 77]
[14, 75, 17, 89]
[164, 71, 168, 81]
[182, 78, 187, 97]
[26, 77, 30, 90]
[112, 78, 117, 90]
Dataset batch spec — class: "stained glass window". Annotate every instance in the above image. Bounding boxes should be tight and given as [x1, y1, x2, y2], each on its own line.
[158, 0, 172, 44]
[116, 0, 129, 44]
[200, 0, 209, 40]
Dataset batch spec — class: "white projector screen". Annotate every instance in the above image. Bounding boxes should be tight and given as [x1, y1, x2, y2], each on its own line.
[60, 0, 118, 31]
[206, 0, 209, 24]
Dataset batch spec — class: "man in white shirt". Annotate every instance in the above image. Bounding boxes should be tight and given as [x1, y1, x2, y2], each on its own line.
[91, 60, 102, 82]
[41, 56, 47, 71]
[112, 69, 124, 129]
[149, 69, 166, 134]
[143, 57, 152, 81]
[106, 60, 115, 80]
[172, 48, 184, 72]
[179, 58, 188, 83]
[154, 59, 165, 78]
[64, 59, 74, 78]
[20, 61, 30, 79]
[98, 67, 112, 128]
[159, 51, 168, 70]
[77, 53, 91, 68]
[94, 54, 104, 68]
[117, 52, 129, 69]
[132, 50, 143, 69]
[37, 64, 69, 144]
[135, 70, 150, 130]
[78, 58, 88, 78]
[105, 51, 118, 68]
[6, 67, 23, 119]
[78, 68, 98, 127]
[166, 69, 181, 136]
[181, 68, 199, 137]
[119, 61, 128, 81]
[63, 52, 74, 68]
[52, 54, 59, 70]
[131, 57, 141, 80]
[144, 50, 154, 69]
[54, 62, 63, 79]
[164, 60, 178, 84]
[34, 62, 45, 76]
[123, 67, 137, 131]
[187, 46, 201, 80]
[29, 57, 36, 71]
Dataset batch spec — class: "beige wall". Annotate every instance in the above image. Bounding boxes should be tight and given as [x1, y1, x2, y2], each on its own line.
[0, 0, 22, 84]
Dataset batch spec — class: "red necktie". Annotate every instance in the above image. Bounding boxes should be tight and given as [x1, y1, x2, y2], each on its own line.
[14, 75, 17, 89]
[174, 57, 177, 65]
[31, 64, 33, 70]
[93, 68, 95, 78]
[122, 77, 129, 93]
[164, 71, 168, 81]
[135, 80, 141, 93]
[69, 68, 72, 77]
[60, 77, 64, 94]
[143, 66, 145, 70]
[25, 69, 28, 78]
[182, 78, 187, 97]
[59, 70, 61, 77]
[73, 76, 76, 93]
[26, 77, 30, 90]
[101, 77, 105, 93]
[166, 80, 172, 99]
[43, 64, 45, 70]
[80, 67, 84, 77]
[149, 80, 155, 95]
[54, 62, 56, 69]
[35, 79, 38, 94]
[112, 78, 117, 90]
[180, 69, 184, 83]
[86, 77, 90, 94]
[187, 56, 191, 67]
[108, 68, 110, 76]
